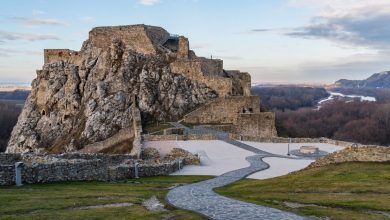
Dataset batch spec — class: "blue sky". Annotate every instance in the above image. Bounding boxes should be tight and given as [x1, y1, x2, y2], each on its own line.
[1, 0, 390, 84]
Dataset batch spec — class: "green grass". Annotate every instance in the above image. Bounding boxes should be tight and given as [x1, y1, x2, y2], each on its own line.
[0, 175, 212, 220]
[142, 121, 172, 134]
[216, 162, 390, 220]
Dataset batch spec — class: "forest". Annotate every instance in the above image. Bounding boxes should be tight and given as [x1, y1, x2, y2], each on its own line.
[276, 101, 390, 146]
[0, 102, 22, 152]
[251, 86, 329, 111]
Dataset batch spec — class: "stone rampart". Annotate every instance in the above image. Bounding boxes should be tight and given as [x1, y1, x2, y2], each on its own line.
[142, 134, 217, 141]
[0, 152, 188, 185]
[226, 70, 252, 96]
[89, 25, 169, 55]
[235, 112, 277, 138]
[183, 96, 260, 124]
[170, 59, 232, 97]
[44, 49, 81, 65]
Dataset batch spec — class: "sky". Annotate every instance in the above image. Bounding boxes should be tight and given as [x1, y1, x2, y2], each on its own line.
[1, 0, 390, 84]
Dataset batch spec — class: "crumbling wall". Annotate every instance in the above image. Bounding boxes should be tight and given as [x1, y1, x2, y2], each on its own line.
[44, 49, 80, 64]
[198, 57, 224, 77]
[177, 36, 189, 59]
[235, 112, 277, 138]
[170, 60, 232, 97]
[226, 71, 251, 96]
[89, 25, 169, 55]
[183, 96, 261, 124]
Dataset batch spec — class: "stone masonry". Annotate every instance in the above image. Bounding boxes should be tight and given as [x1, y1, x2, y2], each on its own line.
[183, 96, 277, 138]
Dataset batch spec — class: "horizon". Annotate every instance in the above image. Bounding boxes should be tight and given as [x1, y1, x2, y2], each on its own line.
[1, 0, 390, 84]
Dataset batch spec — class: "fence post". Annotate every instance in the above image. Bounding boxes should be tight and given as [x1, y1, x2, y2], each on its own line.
[134, 162, 139, 179]
[15, 162, 24, 187]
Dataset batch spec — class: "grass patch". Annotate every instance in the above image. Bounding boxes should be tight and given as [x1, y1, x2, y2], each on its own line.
[216, 162, 390, 220]
[143, 121, 172, 134]
[0, 175, 213, 220]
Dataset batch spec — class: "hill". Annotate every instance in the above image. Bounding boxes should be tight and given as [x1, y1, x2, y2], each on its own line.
[335, 71, 390, 89]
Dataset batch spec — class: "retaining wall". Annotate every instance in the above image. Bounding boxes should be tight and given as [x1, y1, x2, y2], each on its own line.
[0, 153, 184, 186]
[142, 134, 217, 141]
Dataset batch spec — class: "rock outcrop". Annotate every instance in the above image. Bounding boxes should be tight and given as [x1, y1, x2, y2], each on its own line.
[307, 146, 390, 169]
[6, 24, 253, 154]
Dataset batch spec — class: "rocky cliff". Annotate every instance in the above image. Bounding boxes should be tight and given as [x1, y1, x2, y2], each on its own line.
[6, 24, 250, 154]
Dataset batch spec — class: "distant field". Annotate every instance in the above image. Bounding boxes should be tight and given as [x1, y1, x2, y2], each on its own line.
[0, 176, 212, 220]
[0, 99, 25, 106]
[217, 162, 390, 220]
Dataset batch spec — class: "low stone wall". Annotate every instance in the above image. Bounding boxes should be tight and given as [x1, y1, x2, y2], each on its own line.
[194, 125, 235, 133]
[229, 135, 355, 147]
[307, 146, 390, 169]
[142, 134, 216, 141]
[0, 153, 187, 186]
[0, 165, 14, 185]
[0, 153, 21, 165]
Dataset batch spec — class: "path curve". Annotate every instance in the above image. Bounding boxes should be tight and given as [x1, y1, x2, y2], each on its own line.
[166, 122, 310, 219]
[166, 152, 310, 220]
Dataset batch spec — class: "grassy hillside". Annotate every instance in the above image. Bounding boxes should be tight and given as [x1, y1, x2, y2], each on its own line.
[216, 162, 390, 220]
[0, 176, 211, 220]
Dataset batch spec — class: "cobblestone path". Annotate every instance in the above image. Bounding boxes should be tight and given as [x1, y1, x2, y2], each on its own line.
[166, 123, 309, 219]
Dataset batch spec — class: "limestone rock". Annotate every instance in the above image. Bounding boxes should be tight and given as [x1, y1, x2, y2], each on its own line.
[163, 148, 200, 165]
[141, 147, 160, 160]
[6, 24, 252, 154]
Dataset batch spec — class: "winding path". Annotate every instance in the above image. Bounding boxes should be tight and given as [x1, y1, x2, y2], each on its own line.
[166, 123, 310, 219]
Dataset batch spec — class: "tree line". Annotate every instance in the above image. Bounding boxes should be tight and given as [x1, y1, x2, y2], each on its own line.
[252, 86, 329, 111]
[0, 103, 22, 152]
[276, 101, 390, 146]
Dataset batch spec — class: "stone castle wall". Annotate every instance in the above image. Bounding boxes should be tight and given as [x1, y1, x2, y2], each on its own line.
[226, 70, 251, 97]
[44, 49, 81, 65]
[89, 25, 169, 55]
[0, 153, 186, 185]
[183, 96, 261, 124]
[142, 133, 217, 141]
[170, 59, 232, 97]
[177, 36, 189, 59]
[235, 112, 277, 138]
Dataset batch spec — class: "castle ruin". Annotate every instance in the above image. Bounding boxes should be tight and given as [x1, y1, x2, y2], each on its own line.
[8, 24, 276, 155]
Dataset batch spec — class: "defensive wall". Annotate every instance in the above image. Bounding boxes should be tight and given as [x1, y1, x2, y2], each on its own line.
[44, 49, 81, 65]
[183, 96, 261, 124]
[0, 151, 194, 185]
[89, 25, 169, 55]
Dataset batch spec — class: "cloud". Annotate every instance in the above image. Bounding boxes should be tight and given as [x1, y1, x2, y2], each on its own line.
[79, 16, 94, 22]
[191, 43, 210, 49]
[32, 9, 46, 16]
[0, 48, 42, 57]
[139, 0, 161, 6]
[12, 16, 68, 27]
[0, 30, 59, 41]
[285, 1, 390, 49]
[214, 55, 243, 60]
